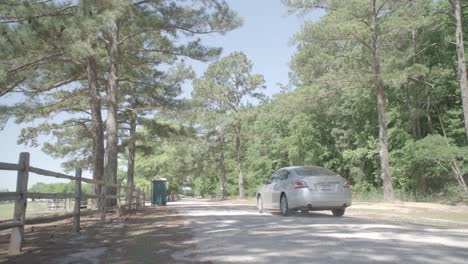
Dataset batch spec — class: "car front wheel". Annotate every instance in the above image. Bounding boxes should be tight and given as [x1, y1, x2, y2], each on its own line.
[280, 194, 289, 216]
[331, 208, 345, 217]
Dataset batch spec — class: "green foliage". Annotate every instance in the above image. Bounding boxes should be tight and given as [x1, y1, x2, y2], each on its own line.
[352, 186, 383, 202]
[28, 182, 94, 194]
[442, 184, 468, 205]
[1, 1, 242, 195]
[3, 0, 468, 204]
[192, 51, 266, 197]
[193, 176, 217, 197]
[127, 0, 468, 202]
[392, 134, 468, 193]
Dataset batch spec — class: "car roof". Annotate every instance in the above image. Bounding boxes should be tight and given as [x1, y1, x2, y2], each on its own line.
[281, 166, 323, 170]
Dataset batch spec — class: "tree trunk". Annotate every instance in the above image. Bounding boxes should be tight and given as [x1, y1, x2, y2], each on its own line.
[408, 29, 419, 139]
[372, 1, 394, 201]
[126, 97, 137, 207]
[220, 132, 227, 200]
[454, 0, 468, 143]
[404, 82, 417, 138]
[87, 56, 105, 210]
[234, 121, 245, 199]
[425, 80, 434, 134]
[104, 21, 119, 207]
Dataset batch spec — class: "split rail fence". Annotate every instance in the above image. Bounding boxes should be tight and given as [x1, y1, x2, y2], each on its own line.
[0, 152, 146, 255]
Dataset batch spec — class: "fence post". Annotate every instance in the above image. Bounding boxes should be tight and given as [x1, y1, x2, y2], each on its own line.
[73, 168, 82, 233]
[131, 184, 135, 210]
[100, 183, 106, 223]
[9, 152, 30, 255]
[134, 186, 138, 210]
[142, 191, 145, 207]
[138, 189, 143, 209]
[116, 184, 121, 217]
[139, 189, 142, 209]
[139, 188, 143, 209]
[135, 186, 138, 210]
[127, 184, 133, 211]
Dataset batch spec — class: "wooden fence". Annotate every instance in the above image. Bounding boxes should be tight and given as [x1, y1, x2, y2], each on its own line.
[0, 152, 146, 255]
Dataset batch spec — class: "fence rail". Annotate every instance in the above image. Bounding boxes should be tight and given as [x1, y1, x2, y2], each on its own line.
[0, 192, 20, 200]
[0, 152, 146, 256]
[0, 162, 19, 171]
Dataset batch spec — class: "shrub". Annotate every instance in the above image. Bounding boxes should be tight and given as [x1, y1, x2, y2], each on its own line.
[441, 184, 468, 205]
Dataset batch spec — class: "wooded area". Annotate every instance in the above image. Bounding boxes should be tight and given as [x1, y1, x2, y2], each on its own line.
[0, 0, 467, 207]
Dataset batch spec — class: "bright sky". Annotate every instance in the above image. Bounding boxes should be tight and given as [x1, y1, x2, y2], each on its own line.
[0, 1, 321, 191]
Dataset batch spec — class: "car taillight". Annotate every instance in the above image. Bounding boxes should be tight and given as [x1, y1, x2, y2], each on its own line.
[343, 180, 351, 188]
[293, 180, 308, 189]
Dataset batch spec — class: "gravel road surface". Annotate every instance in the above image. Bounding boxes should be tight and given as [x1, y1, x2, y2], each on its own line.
[173, 199, 468, 264]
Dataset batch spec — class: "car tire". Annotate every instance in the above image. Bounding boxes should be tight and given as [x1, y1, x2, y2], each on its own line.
[257, 195, 264, 213]
[331, 208, 345, 217]
[280, 194, 289, 216]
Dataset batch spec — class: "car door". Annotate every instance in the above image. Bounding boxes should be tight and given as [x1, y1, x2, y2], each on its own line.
[262, 172, 279, 209]
[271, 170, 289, 209]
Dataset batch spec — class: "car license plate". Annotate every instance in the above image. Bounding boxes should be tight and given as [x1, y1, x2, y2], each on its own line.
[320, 184, 331, 191]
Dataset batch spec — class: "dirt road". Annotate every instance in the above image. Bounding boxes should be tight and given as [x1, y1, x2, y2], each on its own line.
[173, 199, 468, 264]
[0, 207, 202, 264]
[1, 199, 468, 263]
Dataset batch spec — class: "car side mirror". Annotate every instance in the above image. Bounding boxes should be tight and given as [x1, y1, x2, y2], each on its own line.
[263, 180, 271, 185]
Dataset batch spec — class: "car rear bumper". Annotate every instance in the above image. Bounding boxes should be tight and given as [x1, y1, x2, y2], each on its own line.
[287, 189, 352, 210]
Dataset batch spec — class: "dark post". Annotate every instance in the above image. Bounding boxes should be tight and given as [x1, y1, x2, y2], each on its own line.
[127, 184, 133, 211]
[116, 184, 121, 216]
[136, 189, 141, 209]
[100, 183, 106, 223]
[73, 168, 82, 233]
[132, 184, 136, 210]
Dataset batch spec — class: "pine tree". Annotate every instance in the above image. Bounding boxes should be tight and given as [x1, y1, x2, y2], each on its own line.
[193, 52, 265, 198]
[2, 0, 241, 214]
[451, 0, 468, 142]
[284, 0, 430, 201]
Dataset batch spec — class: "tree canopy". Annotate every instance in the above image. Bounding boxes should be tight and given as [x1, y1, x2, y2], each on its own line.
[1, 0, 467, 204]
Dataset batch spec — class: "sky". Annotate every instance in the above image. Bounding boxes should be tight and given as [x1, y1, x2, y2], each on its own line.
[0, 0, 321, 191]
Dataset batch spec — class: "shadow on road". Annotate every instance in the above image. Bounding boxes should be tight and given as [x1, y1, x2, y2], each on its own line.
[172, 199, 468, 264]
[1, 200, 468, 264]
[1, 207, 211, 264]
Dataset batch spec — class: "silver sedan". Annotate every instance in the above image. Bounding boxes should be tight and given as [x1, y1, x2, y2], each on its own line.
[256, 166, 352, 216]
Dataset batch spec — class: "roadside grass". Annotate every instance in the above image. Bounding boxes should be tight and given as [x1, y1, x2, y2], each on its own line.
[0, 203, 13, 220]
[215, 196, 468, 227]
[0, 201, 73, 221]
[353, 189, 437, 203]
[352, 190, 468, 226]
[353, 186, 468, 206]
[347, 207, 468, 226]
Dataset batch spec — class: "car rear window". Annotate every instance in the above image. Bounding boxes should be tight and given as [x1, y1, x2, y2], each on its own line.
[293, 167, 337, 176]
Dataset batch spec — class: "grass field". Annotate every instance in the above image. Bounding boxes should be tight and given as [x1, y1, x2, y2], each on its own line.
[0, 201, 74, 221]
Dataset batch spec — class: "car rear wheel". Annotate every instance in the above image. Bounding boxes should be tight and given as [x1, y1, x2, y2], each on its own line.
[280, 194, 289, 216]
[331, 208, 345, 217]
[257, 195, 264, 213]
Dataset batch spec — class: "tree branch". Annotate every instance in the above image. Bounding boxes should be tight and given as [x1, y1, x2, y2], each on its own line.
[0, 77, 26, 97]
[9, 52, 62, 74]
[0, 5, 78, 24]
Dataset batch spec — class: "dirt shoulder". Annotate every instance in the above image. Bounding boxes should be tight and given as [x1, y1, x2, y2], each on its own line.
[348, 202, 468, 228]
[211, 198, 468, 228]
[0, 207, 210, 264]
